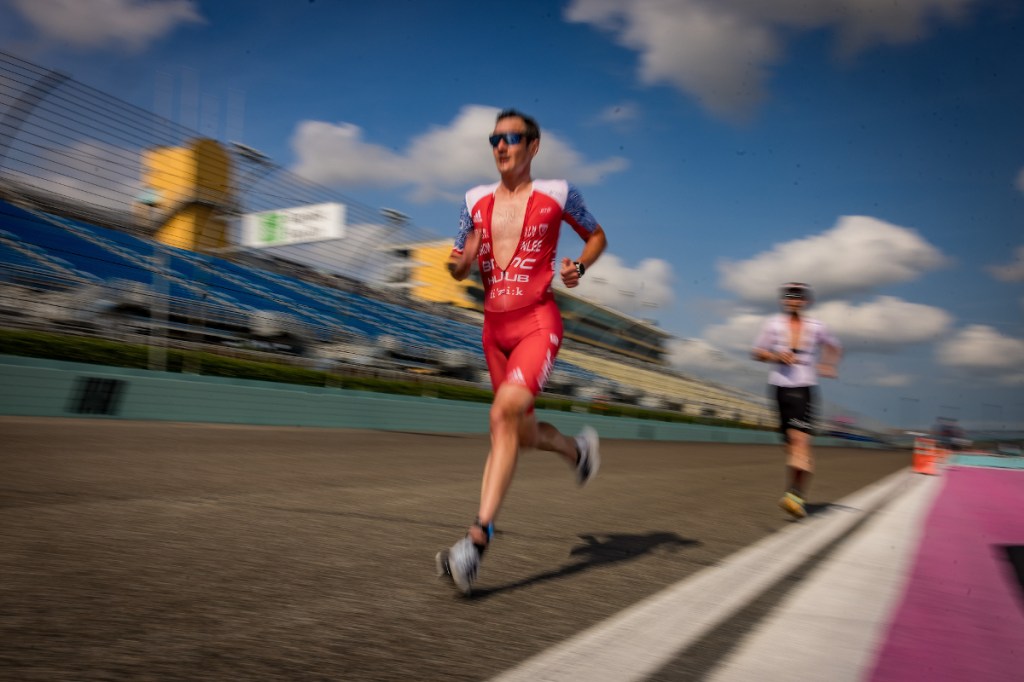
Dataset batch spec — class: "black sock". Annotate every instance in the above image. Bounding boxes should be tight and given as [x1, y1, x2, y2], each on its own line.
[472, 519, 493, 555]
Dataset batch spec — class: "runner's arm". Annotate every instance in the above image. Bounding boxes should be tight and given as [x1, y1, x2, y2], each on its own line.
[448, 204, 480, 281]
[752, 320, 794, 364]
[561, 184, 608, 287]
[561, 225, 607, 288]
[817, 327, 842, 378]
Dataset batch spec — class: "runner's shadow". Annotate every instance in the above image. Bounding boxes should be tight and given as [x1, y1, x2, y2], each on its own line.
[469, 531, 700, 599]
[805, 502, 859, 516]
[783, 502, 862, 524]
[805, 502, 834, 516]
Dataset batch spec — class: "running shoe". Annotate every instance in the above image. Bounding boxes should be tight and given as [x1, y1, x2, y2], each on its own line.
[779, 491, 807, 519]
[574, 426, 601, 486]
[435, 536, 480, 596]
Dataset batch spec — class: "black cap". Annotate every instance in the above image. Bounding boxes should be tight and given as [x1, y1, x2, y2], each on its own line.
[781, 282, 812, 300]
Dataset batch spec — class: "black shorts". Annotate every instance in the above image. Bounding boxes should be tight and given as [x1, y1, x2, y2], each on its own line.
[773, 385, 816, 440]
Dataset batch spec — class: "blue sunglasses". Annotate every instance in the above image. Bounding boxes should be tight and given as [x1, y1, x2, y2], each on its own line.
[489, 132, 529, 148]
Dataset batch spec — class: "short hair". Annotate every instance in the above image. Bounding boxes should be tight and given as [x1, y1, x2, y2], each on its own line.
[496, 108, 540, 140]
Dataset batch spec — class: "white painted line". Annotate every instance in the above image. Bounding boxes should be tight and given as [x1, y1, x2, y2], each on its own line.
[489, 469, 916, 682]
[708, 473, 942, 682]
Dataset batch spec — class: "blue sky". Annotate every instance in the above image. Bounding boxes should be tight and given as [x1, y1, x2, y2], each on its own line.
[2, 0, 1022, 431]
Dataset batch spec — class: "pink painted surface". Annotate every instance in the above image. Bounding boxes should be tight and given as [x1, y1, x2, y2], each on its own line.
[869, 467, 1024, 681]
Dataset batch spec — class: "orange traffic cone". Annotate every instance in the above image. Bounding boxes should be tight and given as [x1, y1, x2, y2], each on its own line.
[912, 437, 938, 475]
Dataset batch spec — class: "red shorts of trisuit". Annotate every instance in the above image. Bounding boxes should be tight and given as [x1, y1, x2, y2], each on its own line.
[482, 297, 563, 397]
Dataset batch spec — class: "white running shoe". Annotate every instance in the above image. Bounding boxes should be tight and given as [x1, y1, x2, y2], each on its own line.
[574, 426, 600, 486]
[435, 536, 481, 596]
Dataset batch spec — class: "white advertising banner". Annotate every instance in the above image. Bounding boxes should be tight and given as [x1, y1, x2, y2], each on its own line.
[241, 202, 346, 247]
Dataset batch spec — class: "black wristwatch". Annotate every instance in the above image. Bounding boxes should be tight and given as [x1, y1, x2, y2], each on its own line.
[573, 261, 586, 277]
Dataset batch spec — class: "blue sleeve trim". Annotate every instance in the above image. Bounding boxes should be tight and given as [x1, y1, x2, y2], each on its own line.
[453, 203, 473, 251]
[564, 183, 598, 233]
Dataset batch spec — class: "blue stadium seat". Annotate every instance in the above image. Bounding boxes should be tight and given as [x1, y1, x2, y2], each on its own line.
[0, 199, 600, 380]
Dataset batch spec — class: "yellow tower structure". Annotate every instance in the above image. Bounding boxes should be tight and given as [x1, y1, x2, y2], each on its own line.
[141, 138, 233, 252]
[407, 240, 479, 309]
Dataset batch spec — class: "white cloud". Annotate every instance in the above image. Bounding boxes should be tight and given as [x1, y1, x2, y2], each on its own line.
[813, 297, 953, 351]
[665, 336, 764, 392]
[11, 0, 203, 52]
[4, 139, 142, 212]
[566, 0, 780, 121]
[565, 254, 674, 314]
[511, 130, 628, 188]
[703, 296, 951, 353]
[987, 245, 1024, 282]
[290, 105, 628, 203]
[686, 296, 950, 398]
[718, 215, 948, 305]
[936, 325, 1024, 384]
[291, 120, 414, 186]
[565, 0, 976, 120]
[666, 336, 743, 371]
[703, 311, 767, 353]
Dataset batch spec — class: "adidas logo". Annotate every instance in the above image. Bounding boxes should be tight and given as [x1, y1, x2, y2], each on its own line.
[473, 210, 483, 222]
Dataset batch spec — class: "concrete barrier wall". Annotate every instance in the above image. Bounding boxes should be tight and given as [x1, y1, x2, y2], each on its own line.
[0, 354, 862, 446]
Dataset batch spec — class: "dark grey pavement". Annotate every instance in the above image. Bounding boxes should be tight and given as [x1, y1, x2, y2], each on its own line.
[0, 417, 907, 681]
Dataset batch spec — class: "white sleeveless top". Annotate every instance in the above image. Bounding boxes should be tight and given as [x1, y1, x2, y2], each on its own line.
[753, 313, 841, 387]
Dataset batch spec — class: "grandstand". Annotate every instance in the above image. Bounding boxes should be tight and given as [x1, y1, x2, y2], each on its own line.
[0, 50, 775, 426]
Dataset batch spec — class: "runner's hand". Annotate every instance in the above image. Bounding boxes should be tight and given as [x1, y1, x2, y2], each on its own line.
[774, 349, 796, 365]
[447, 229, 481, 280]
[818, 363, 838, 379]
[560, 257, 581, 288]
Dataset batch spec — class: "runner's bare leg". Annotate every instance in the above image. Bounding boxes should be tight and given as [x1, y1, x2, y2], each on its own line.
[470, 384, 532, 543]
[786, 428, 812, 494]
[470, 385, 581, 544]
[520, 413, 577, 464]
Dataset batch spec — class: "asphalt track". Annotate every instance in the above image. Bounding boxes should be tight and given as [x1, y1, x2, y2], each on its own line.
[0, 417, 907, 681]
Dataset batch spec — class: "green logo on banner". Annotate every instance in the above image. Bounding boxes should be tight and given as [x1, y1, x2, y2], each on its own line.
[260, 212, 282, 243]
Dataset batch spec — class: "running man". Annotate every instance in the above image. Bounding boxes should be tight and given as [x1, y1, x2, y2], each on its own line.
[752, 282, 842, 519]
[436, 109, 608, 595]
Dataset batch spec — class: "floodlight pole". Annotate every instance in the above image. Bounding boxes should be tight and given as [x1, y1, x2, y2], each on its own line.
[140, 196, 168, 372]
[148, 244, 169, 372]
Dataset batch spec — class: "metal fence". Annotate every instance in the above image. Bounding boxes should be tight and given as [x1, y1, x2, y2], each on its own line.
[0, 50, 470, 370]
